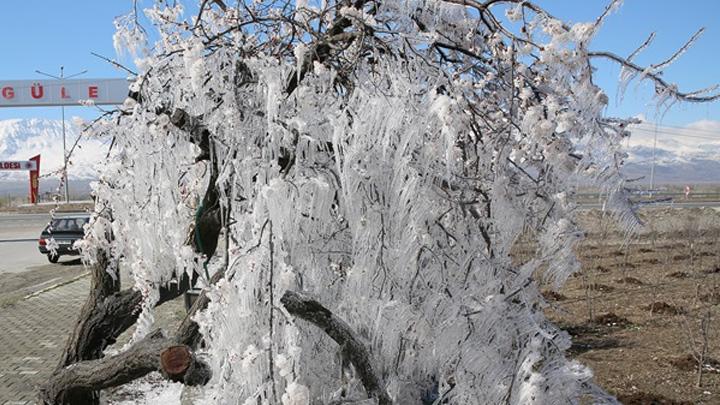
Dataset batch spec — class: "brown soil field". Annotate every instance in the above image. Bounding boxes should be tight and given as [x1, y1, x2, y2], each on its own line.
[527, 207, 720, 404]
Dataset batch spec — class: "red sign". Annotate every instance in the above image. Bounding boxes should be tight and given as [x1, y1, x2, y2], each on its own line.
[0, 157, 40, 204]
[29, 155, 40, 204]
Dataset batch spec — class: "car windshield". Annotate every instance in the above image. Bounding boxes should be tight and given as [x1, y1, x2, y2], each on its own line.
[50, 217, 89, 232]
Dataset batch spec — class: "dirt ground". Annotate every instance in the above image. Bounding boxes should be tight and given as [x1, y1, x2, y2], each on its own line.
[532, 207, 720, 404]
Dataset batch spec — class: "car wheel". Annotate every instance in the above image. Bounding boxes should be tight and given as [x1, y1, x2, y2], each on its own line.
[48, 253, 60, 263]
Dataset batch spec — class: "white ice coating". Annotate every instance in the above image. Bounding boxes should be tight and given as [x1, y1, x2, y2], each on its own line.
[82, 1, 670, 403]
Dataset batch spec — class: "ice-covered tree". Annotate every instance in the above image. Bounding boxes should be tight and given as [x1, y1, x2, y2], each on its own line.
[40, 1, 719, 404]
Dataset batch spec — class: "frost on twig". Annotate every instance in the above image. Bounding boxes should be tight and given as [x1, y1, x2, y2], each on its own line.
[590, 27, 720, 103]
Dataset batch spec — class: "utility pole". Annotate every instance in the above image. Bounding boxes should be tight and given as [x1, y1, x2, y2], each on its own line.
[36, 66, 87, 203]
[649, 122, 658, 196]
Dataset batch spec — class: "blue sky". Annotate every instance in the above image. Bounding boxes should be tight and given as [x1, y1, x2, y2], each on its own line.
[0, 1, 131, 122]
[0, 1, 718, 126]
[536, 0, 720, 126]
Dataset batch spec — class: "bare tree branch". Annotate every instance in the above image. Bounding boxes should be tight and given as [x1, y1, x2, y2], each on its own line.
[90, 52, 138, 76]
[627, 32, 656, 62]
[281, 290, 392, 405]
[39, 330, 211, 404]
[41, 260, 225, 404]
[650, 27, 705, 72]
[588, 51, 720, 102]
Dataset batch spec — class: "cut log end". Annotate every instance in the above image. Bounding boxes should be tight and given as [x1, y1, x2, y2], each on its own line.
[161, 345, 192, 382]
[160, 344, 212, 386]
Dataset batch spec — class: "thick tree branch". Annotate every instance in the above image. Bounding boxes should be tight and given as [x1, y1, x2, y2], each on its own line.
[281, 290, 391, 405]
[170, 108, 212, 161]
[49, 135, 221, 403]
[58, 267, 195, 368]
[285, 0, 369, 95]
[41, 263, 225, 404]
[57, 251, 117, 368]
[48, 265, 195, 404]
[40, 331, 210, 404]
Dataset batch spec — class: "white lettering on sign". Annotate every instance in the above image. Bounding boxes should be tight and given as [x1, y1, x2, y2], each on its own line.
[0, 161, 37, 171]
[0, 78, 129, 107]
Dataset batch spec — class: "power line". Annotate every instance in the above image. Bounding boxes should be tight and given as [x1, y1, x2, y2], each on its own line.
[632, 129, 718, 141]
[633, 122, 720, 136]
[629, 124, 720, 136]
[635, 122, 720, 136]
[630, 127, 720, 142]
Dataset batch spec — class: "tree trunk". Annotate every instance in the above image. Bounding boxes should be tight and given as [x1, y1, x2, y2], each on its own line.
[50, 252, 194, 404]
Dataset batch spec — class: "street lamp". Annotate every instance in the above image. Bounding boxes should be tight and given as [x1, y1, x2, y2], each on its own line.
[35, 66, 88, 204]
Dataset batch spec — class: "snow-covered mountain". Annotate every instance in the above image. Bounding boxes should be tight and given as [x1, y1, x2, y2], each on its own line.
[622, 119, 720, 184]
[0, 118, 108, 182]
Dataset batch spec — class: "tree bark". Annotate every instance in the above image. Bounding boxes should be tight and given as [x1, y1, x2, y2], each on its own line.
[47, 111, 222, 403]
[40, 259, 225, 403]
[51, 255, 196, 404]
[39, 330, 211, 404]
[281, 290, 391, 405]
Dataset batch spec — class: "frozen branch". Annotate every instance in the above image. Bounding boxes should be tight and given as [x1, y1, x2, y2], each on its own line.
[285, 0, 369, 95]
[281, 290, 392, 405]
[650, 28, 705, 72]
[592, 0, 623, 30]
[588, 51, 720, 102]
[627, 32, 656, 62]
[169, 108, 211, 161]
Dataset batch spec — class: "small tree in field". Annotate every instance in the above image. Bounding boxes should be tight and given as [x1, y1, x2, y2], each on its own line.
[40, 1, 719, 404]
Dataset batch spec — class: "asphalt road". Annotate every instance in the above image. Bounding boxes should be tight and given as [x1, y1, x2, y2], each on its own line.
[0, 213, 54, 274]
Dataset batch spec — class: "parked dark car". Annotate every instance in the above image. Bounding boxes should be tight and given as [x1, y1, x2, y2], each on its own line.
[38, 213, 90, 263]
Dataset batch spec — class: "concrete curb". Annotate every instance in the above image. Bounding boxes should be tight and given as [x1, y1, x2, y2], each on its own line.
[23, 271, 90, 300]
